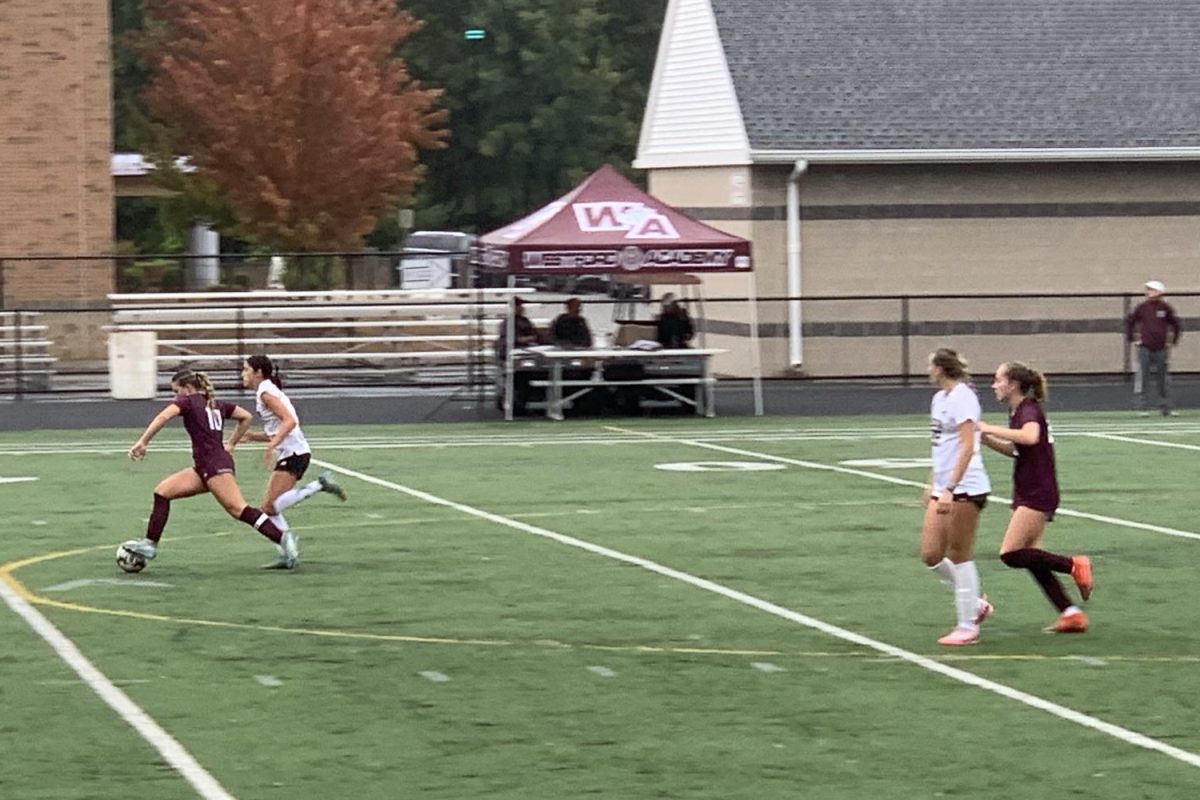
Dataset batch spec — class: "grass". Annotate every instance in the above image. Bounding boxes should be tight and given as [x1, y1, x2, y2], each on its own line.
[2, 412, 1200, 798]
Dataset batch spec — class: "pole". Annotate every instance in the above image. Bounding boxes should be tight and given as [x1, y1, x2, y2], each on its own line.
[748, 273, 764, 416]
[504, 275, 516, 420]
[14, 310, 24, 400]
[900, 296, 911, 386]
[1121, 294, 1132, 380]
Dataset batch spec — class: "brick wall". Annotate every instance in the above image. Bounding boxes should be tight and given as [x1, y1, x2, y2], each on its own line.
[0, 0, 114, 306]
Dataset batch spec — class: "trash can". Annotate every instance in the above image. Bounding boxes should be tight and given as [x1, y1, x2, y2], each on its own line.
[108, 331, 158, 399]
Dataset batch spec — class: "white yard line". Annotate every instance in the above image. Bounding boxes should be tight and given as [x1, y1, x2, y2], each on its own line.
[604, 427, 1200, 544]
[1084, 432, 1200, 453]
[0, 576, 238, 799]
[312, 456, 1200, 771]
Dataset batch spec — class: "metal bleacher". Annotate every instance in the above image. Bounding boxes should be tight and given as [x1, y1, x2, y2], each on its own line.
[105, 288, 536, 388]
[0, 311, 56, 393]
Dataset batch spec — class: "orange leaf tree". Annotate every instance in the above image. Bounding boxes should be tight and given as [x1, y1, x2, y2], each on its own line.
[143, 0, 446, 250]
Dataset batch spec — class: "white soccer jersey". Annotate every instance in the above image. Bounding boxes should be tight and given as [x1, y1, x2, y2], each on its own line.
[929, 382, 991, 495]
[256, 380, 310, 459]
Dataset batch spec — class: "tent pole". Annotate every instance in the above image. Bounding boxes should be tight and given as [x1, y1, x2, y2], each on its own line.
[504, 275, 516, 421]
[696, 280, 707, 349]
[748, 271, 764, 416]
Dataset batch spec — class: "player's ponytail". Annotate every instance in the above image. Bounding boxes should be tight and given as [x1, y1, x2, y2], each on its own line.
[1004, 361, 1047, 402]
[931, 347, 969, 381]
[170, 368, 218, 408]
[246, 353, 283, 389]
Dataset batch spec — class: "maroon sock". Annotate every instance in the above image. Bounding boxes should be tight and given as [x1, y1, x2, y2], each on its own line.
[1029, 568, 1073, 612]
[1000, 548, 1072, 574]
[238, 505, 283, 544]
[146, 493, 170, 543]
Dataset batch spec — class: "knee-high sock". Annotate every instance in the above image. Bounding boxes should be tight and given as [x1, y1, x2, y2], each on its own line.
[239, 506, 283, 544]
[1000, 548, 1072, 573]
[928, 557, 957, 592]
[146, 493, 170, 543]
[1001, 550, 1073, 611]
[273, 480, 322, 513]
[270, 513, 290, 533]
[954, 560, 981, 629]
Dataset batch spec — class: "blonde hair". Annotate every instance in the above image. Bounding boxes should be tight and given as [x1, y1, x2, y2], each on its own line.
[171, 369, 218, 409]
[930, 347, 969, 380]
[1002, 361, 1047, 403]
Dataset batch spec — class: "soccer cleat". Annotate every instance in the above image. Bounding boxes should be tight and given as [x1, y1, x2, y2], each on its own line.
[318, 470, 347, 502]
[1046, 610, 1089, 634]
[973, 594, 994, 626]
[122, 538, 158, 560]
[281, 530, 299, 569]
[1071, 555, 1093, 601]
[937, 626, 980, 646]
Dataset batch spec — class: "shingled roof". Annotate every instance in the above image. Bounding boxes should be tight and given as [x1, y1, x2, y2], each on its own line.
[638, 0, 1200, 166]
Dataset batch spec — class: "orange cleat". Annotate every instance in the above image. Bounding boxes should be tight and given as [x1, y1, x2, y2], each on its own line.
[1071, 555, 1094, 601]
[974, 594, 994, 626]
[938, 626, 980, 646]
[1046, 610, 1089, 634]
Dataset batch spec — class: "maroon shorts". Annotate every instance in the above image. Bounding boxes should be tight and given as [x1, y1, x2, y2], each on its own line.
[193, 451, 236, 484]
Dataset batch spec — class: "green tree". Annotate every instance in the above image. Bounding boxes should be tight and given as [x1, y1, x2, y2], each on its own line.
[399, 0, 667, 234]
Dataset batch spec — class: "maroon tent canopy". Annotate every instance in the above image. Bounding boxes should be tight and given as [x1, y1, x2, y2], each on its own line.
[474, 165, 752, 276]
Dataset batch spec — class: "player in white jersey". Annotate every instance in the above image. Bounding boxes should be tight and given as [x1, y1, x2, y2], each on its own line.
[232, 355, 346, 567]
[920, 348, 992, 646]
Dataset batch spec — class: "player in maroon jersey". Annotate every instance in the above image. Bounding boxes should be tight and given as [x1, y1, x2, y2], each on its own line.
[978, 362, 1092, 633]
[122, 368, 299, 568]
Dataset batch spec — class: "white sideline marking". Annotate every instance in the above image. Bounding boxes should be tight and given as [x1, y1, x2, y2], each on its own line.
[587, 665, 617, 678]
[0, 576, 238, 799]
[605, 428, 1200, 544]
[0, 476, 38, 484]
[313, 457, 1200, 770]
[254, 675, 283, 688]
[1085, 432, 1200, 453]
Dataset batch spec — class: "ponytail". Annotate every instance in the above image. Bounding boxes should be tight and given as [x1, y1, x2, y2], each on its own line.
[1003, 361, 1047, 402]
[245, 354, 283, 389]
[170, 368, 218, 408]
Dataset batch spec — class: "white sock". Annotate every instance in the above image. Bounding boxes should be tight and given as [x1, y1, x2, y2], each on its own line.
[928, 557, 957, 592]
[1062, 605, 1081, 617]
[270, 513, 290, 533]
[274, 481, 322, 513]
[954, 561, 981, 630]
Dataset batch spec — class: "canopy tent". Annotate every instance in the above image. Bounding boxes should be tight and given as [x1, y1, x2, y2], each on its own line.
[474, 164, 761, 419]
[473, 164, 752, 276]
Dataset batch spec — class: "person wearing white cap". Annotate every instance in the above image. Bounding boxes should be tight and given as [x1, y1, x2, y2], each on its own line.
[1125, 280, 1182, 416]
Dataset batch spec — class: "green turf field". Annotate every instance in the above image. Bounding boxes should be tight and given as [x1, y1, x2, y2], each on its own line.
[2, 412, 1200, 798]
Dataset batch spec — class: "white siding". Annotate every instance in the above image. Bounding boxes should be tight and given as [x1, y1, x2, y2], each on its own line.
[635, 0, 751, 169]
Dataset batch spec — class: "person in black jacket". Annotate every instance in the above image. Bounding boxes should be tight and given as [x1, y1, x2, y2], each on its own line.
[551, 298, 593, 348]
[655, 293, 694, 348]
[1125, 280, 1182, 416]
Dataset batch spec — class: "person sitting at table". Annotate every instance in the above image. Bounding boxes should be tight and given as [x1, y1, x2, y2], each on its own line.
[551, 297, 593, 348]
[494, 296, 541, 360]
[655, 293, 694, 349]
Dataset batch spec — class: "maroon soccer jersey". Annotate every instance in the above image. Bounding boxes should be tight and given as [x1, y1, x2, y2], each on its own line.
[174, 393, 238, 480]
[1010, 398, 1059, 513]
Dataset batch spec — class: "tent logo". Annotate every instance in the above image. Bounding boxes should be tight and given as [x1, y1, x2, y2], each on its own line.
[572, 202, 681, 240]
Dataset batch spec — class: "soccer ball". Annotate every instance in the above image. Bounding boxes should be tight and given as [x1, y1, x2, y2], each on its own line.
[116, 544, 147, 574]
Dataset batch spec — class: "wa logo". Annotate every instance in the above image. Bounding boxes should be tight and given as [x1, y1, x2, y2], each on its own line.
[572, 202, 680, 240]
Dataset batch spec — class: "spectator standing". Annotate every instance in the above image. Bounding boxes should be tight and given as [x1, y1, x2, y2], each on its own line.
[551, 297, 593, 348]
[655, 293, 695, 348]
[1126, 279, 1181, 416]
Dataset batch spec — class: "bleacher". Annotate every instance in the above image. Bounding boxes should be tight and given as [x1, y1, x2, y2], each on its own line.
[0, 311, 56, 392]
[105, 288, 537, 386]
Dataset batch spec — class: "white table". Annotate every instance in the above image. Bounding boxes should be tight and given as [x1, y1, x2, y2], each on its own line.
[518, 347, 726, 420]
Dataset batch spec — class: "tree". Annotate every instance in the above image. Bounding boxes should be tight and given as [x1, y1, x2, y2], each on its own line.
[399, 0, 667, 234]
[141, 0, 446, 251]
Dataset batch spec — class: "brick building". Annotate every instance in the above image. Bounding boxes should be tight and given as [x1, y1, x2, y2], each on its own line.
[0, 0, 114, 308]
